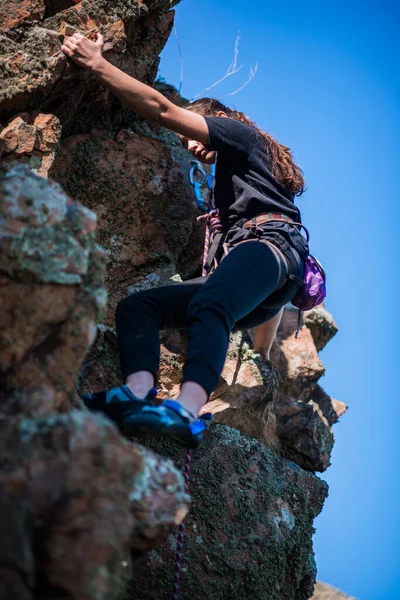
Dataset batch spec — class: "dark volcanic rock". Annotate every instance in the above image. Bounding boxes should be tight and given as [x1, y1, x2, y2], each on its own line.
[275, 392, 334, 472]
[127, 424, 328, 600]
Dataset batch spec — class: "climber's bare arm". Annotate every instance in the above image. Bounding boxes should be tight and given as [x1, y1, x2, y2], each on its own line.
[253, 308, 284, 361]
[61, 32, 209, 144]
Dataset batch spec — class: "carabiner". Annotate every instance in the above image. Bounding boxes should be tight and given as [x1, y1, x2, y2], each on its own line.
[189, 160, 207, 186]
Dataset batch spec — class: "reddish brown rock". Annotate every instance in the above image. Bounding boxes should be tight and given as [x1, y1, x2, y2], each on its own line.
[79, 325, 123, 395]
[0, 411, 189, 600]
[51, 126, 204, 324]
[0, 165, 106, 417]
[159, 324, 337, 472]
[33, 113, 61, 150]
[310, 384, 347, 426]
[80, 322, 337, 472]
[0, 0, 46, 31]
[312, 582, 357, 600]
[0, 114, 34, 153]
[0, 1, 177, 135]
[275, 392, 334, 472]
[304, 305, 338, 351]
[200, 331, 279, 451]
[270, 308, 325, 401]
[0, 112, 61, 176]
[0, 163, 191, 600]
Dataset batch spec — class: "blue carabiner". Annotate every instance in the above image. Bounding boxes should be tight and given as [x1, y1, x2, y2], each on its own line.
[189, 160, 207, 186]
[207, 162, 216, 191]
[189, 160, 211, 212]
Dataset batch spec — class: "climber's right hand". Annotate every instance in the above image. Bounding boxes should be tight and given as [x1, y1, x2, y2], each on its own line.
[61, 32, 105, 71]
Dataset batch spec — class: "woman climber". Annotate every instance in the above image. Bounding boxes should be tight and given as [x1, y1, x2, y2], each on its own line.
[62, 32, 309, 449]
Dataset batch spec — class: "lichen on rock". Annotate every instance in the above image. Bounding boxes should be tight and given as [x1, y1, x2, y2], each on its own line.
[127, 424, 329, 600]
[0, 411, 189, 599]
[0, 165, 106, 416]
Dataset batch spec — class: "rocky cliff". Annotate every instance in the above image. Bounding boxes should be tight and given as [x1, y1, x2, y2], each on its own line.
[0, 1, 345, 599]
[312, 583, 357, 600]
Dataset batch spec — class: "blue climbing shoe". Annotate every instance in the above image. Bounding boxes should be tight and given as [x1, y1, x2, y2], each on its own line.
[81, 385, 157, 427]
[121, 399, 206, 449]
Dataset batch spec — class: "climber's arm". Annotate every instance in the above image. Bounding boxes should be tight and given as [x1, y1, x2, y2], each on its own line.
[61, 32, 209, 144]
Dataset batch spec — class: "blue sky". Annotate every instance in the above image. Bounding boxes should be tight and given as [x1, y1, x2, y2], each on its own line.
[158, 1, 400, 598]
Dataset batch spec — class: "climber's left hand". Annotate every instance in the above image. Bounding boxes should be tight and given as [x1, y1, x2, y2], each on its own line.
[61, 32, 105, 71]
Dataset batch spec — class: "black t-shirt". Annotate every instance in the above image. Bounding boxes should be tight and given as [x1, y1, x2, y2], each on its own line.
[204, 116, 309, 259]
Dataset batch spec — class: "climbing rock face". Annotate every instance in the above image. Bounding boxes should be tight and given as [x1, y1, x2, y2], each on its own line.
[0, 165, 106, 416]
[0, 1, 344, 599]
[0, 0, 46, 31]
[51, 125, 204, 324]
[0, 411, 189, 600]
[127, 424, 328, 600]
[0, 0, 177, 134]
[81, 304, 342, 473]
[275, 392, 333, 472]
[270, 308, 326, 401]
[0, 166, 189, 600]
[157, 312, 341, 473]
[0, 0, 204, 328]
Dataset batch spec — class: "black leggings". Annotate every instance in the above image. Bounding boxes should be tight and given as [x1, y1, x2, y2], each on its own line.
[116, 241, 304, 396]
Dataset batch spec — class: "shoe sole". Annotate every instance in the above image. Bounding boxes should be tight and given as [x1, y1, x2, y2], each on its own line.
[121, 415, 203, 449]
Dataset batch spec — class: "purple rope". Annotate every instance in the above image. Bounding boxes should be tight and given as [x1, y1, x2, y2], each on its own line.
[172, 448, 192, 600]
[172, 208, 222, 599]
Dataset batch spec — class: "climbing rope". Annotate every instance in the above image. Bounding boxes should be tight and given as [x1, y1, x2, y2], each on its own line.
[171, 412, 213, 600]
[172, 161, 220, 599]
[172, 448, 192, 600]
[171, 212, 220, 600]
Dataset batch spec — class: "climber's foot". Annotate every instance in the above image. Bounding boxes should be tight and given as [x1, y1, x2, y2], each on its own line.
[121, 400, 205, 449]
[81, 385, 157, 426]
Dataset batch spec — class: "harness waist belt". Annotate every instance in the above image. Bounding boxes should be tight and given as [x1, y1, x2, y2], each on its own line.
[242, 212, 309, 243]
[242, 212, 297, 229]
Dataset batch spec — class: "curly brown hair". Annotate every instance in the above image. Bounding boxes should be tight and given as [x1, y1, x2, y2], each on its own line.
[187, 98, 305, 197]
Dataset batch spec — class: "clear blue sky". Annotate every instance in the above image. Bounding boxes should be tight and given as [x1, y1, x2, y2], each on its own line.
[159, 1, 400, 598]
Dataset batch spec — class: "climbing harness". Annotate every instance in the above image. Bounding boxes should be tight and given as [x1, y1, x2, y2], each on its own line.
[242, 212, 326, 336]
